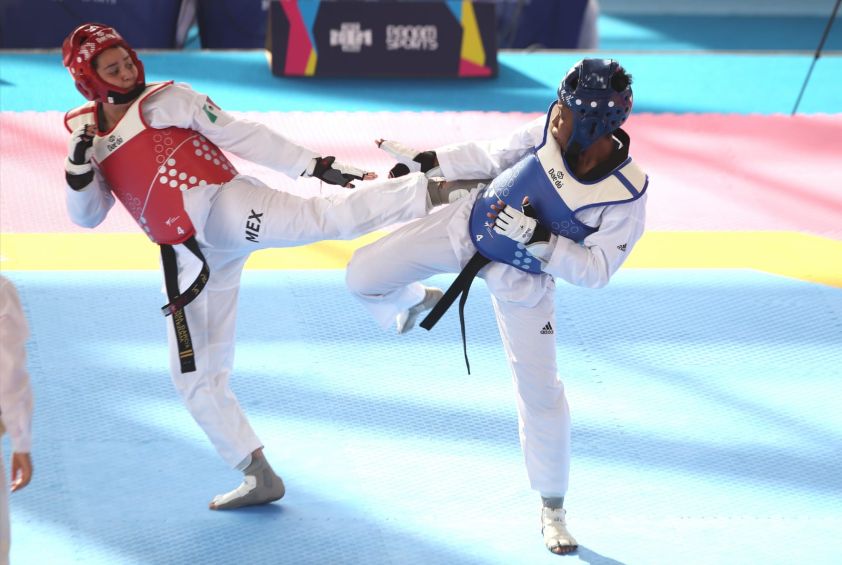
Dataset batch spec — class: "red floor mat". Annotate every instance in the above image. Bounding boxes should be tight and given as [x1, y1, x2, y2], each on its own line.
[2, 111, 840, 237]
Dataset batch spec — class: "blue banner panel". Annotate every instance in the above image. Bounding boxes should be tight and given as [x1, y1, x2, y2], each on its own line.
[267, 0, 497, 78]
[496, 0, 592, 49]
[0, 0, 183, 48]
[197, 0, 269, 48]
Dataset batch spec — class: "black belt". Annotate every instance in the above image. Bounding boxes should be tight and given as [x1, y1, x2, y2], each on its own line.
[159, 236, 209, 373]
[420, 251, 490, 374]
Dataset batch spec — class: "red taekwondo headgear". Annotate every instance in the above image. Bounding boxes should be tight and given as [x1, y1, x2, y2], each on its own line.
[62, 23, 146, 104]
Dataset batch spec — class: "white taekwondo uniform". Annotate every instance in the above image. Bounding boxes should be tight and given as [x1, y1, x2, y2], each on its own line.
[346, 109, 647, 496]
[64, 82, 430, 468]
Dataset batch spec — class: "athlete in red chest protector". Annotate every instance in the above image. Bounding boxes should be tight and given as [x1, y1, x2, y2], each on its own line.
[61, 23, 438, 510]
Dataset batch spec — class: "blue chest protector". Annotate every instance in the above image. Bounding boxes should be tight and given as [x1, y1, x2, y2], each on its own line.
[468, 103, 648, 273]
[421, 104, 649, 374]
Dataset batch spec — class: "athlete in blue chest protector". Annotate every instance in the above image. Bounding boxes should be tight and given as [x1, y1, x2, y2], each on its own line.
[347, 58, 648, 556]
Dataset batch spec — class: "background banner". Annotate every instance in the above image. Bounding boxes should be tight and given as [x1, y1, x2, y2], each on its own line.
[267, 0, 497, 78]
[0, 0, 185, 48]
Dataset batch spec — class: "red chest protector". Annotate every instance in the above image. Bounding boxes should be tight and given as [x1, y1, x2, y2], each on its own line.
[64, 82, 238, 244]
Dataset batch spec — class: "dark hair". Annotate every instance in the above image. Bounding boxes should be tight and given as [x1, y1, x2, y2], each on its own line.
[611, 68, 633, 92]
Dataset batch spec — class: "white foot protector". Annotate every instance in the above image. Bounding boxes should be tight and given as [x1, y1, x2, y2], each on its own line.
[210, 457, 285, 510]
[396, 286, 444, 334]
[541, 507, 578, 555]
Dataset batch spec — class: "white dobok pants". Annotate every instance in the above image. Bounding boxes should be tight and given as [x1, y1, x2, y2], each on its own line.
[345, 194, 571, 496]
[167, 172, 429, 468]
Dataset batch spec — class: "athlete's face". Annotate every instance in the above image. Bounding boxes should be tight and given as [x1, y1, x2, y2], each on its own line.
[94, 46, 138, 90]
[551, 102, 574, 152]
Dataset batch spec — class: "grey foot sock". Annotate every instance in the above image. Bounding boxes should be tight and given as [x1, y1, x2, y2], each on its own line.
[542, 496, 564, 509]
[427, 179, 486, 206]
[210, 456, 286, 510]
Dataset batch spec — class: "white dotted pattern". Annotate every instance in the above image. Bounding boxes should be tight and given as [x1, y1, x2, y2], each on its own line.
[153, 133, 236, 192]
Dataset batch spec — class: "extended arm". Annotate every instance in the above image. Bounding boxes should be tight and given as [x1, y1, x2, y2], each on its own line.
[377, 114, 546, 181]
[145, 84, 373, 186]
[435, 115, 545, 179]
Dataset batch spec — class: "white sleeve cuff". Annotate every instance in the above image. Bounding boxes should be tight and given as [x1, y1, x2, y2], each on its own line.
[65, 158, 92, 175]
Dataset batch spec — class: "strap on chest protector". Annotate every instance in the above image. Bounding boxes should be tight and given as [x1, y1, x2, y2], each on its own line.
[159, 236, 209, 373]
[419, 251, 491, 374]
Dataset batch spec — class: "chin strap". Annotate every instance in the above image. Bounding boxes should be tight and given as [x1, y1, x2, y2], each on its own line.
[105, 82, 146, 104]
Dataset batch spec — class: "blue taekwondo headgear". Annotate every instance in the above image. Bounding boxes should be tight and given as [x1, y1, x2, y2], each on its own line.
[557, 58, 633, 156]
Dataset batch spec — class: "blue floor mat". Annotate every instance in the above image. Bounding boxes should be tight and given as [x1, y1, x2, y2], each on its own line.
[5, 269, 841, 564]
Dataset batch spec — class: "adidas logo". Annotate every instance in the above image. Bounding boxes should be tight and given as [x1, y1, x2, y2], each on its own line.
[540, 322, 554, 335]
[617, 243, 627, 252]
